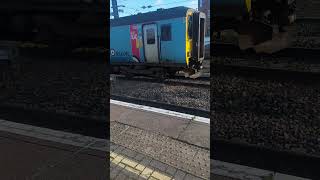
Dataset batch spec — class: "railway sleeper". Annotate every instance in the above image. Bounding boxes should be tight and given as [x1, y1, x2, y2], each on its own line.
[113, 65, 179, 79]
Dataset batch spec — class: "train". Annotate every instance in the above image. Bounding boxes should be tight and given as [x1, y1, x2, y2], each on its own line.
[213, 0, 296, 53]
[110, 7, 206, 78]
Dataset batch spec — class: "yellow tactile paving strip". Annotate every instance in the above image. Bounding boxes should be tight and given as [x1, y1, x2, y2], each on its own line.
[110, 151, 174, 180]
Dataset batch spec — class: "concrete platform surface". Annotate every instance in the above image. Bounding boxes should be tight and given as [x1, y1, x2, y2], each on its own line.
[110, 101, 311, 180]
[0, 119, 108, 180]
[110, 103, 210, 149]
[110, 121, 210, 180]
[110, 101, 210, 179]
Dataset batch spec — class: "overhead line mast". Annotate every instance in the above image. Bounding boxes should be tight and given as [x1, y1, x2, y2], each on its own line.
[111, 0, 119, 19]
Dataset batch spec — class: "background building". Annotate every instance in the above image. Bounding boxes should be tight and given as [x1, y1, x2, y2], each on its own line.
[198, 0, 210, 37]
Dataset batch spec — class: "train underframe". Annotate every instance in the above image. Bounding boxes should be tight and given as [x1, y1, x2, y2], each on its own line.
[111, 63, 202, 79]
[213, 0, 296, 53]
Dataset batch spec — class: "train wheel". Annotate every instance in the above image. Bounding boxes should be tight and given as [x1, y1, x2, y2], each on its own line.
[167, 70, 177, 78]
[154, 69, 167, 80]
[124, 73, 134, 78]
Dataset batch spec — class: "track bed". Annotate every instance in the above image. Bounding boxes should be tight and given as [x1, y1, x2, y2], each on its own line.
[211, 71, 320, 156]
[0, 55, 109, 118]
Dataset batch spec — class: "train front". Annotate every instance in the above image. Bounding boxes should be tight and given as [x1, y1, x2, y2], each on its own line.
[184, 10, 206, 78]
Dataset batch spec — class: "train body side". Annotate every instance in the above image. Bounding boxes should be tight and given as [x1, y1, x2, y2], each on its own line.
[110, 17, 186, 66]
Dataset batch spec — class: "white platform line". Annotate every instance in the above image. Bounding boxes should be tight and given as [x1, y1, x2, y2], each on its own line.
[110, 99, 210, 124]
[212, 160, 311, 180]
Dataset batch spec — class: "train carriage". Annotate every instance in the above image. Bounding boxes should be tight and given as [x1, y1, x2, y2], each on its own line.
[110, 7, 206, 77]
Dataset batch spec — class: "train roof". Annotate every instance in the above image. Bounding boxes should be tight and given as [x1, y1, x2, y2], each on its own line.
[110, 6, 192, 27]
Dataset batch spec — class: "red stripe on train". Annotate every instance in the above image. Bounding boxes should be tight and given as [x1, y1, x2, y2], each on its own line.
[130, 25, 140, 60]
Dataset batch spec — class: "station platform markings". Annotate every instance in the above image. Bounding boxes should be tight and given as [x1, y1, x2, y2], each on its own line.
[110, 99, 210, 124]
[110, 151, 173, 180]
[0, 119, 310, 180]
[111, 121, 210, 179]
[0, 119, 203, 179]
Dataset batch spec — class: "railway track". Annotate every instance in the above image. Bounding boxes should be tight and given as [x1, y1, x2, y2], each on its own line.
[212, 65, 320, 179]
[296, 0, 320, 19]
[212, 45, 320, 79]
[213, 62, 320, 83]
[0, 41, 106, 60]
[18, 45, 106, 60]
[213, 43, 320, 59]
[0, 54, 109, 120]
[0, 55, 108, 138]
[212, 138, 320, 179]
[111, 74, 210, 89]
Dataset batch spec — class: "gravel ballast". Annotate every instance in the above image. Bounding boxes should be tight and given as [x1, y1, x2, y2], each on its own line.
[111, 77, 210, 111]
[0, 57, 109, 118]
[211, 72, 320, 156]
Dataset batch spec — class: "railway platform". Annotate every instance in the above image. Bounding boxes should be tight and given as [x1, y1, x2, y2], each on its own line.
[0, 119, 108, 179]
[110, 100, 312, 180]
[110, 100, 210, 180]
[0, 99, 310, 179]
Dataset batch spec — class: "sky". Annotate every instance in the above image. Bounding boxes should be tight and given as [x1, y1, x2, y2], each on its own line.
[110, 0, 198, 18]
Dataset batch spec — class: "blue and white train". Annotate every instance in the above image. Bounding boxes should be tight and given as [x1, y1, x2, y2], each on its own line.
[110, 7, 206, 77]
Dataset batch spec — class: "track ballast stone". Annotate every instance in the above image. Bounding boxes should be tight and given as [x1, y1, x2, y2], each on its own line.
[211, 73, 320, 156]
[0, 57, 109, 118]
[111, 78, 210, 111]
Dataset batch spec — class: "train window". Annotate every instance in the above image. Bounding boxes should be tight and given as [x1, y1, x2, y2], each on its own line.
[147, 29, 155, 44]
[187, 16, 193, 39]
[161, 24, 171, 41]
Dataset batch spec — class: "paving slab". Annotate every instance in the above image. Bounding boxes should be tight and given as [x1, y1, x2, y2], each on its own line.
[0, 131, 108, 180]
[178, 121, 210, 149]
[111, 121, 210, 179]
[0, 115, 209, 180]
[110, 103, 210, 148]
[111, 104, 190, 139]
[110, 143, 204, 180]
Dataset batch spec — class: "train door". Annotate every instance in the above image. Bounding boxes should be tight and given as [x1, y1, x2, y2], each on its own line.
[142, 24, 159, 63]
[192, 12, 206, 62]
